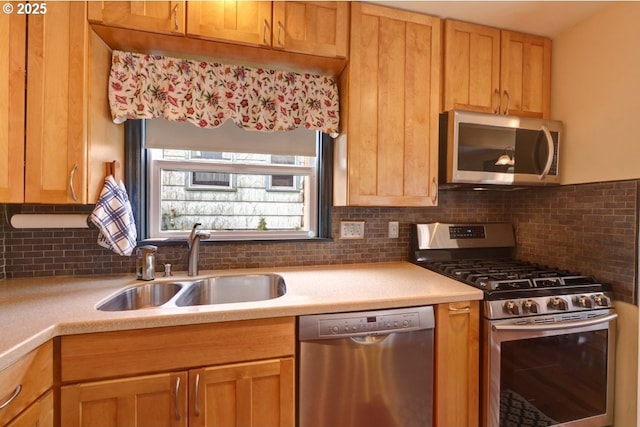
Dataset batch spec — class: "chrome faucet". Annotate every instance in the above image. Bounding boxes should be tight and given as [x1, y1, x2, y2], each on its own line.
[187, 223, 210, 276]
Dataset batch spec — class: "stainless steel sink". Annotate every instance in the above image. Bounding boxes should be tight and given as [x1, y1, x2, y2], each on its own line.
[97, 274, 286, 311]
[97, 282, 183, 311]
[175, 274, 286, 306]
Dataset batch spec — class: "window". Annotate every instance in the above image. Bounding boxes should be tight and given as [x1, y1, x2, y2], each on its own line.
[268, 155, 298, 191]
[137, 119, 330, 241]
[188, 152, 232, 189]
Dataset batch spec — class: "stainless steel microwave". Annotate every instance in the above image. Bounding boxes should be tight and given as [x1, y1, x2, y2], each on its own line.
[439, 110, 562, 188]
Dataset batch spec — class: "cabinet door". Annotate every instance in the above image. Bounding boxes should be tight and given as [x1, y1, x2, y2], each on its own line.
[443, 19, 501, 114]
[25, 2, 88, 204]
[88, 1, 185, 35]
[343, 3, 440, 206]
[0, 9, 25, 203]
[434, 301, 480, 427]
[5, 391, 53, 427]
[187, 1, 272, 47]
[272, 1, 348, 58]
[60, 372, 188, 427]
[501, 30, 551, 118]
[0, 342, 53, 427]
[190, 358, 294, 427]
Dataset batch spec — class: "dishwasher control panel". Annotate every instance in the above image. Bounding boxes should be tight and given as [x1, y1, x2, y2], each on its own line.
[298, 306, 435, 340]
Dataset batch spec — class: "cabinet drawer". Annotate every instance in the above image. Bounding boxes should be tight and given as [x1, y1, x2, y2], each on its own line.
[0, 341, 53, 425]
[61, 317, 295, 383]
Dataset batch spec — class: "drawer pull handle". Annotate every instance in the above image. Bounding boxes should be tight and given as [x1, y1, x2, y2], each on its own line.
[449, 305, 471, 315]
[0, 385, 22, 409]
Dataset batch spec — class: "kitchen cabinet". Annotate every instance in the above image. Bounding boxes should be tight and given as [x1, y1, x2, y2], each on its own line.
[25, 2, 124, 204]
[4, 391, 53, 427]
[88, 1, 185, 35]
[61, 372, 189, 427]
[334, 2, 440, 206]
[0, 10, 25, 203]
[187, 1, 272, 47]
[60, 360, 294, 427]
[443, 19, 551, 118]
[434, 301, 480, 427]
[187, 1, 348, 59]
[0, 342, 53, 427]
[189, 358, 294, 427]
[59, 317, 295, 427]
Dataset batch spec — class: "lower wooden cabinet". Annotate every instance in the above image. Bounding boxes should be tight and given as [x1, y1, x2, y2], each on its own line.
[61, 372, 189, 427]
[0, 342, 53, 427]
[190, 358, 294, 427]
[60, 358, 294, 427]
[59, 318, 296, 427]
[434, 301, 480, 427]
[4, 391, 53, 427]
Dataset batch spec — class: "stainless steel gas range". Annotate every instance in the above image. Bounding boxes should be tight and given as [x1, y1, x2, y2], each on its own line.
[411, 223, 617, 427]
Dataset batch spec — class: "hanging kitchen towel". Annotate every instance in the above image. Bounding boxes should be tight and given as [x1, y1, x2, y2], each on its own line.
[89, 176, 137, 256]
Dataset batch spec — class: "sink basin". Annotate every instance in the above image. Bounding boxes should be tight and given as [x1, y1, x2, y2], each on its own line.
[175, 274, 286, 306]
[97, 282, 183, 311]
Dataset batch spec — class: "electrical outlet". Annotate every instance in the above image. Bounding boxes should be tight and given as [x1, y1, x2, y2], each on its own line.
[388, 221, 399, 239]
[340, 221, 365, 239]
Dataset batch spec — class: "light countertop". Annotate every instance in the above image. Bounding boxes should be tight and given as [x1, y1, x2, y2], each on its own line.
[0, 261, 482, 370]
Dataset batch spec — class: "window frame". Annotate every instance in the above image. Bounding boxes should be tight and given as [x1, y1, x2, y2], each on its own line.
[124, 120, 333, 243]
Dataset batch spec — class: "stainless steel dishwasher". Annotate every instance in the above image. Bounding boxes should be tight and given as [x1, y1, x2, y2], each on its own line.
[298, 305, 435, 427]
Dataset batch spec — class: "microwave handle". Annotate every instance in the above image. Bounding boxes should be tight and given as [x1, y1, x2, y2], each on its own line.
[539, 125, 555, 180]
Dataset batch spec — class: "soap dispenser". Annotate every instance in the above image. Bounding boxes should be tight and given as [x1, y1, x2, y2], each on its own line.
[136, 245, 157, 280]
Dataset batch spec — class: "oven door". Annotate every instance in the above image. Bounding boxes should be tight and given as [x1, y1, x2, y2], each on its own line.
[483, 311, 617, 427]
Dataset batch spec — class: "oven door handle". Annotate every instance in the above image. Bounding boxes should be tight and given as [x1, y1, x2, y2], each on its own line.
[492, 313, 617, 332]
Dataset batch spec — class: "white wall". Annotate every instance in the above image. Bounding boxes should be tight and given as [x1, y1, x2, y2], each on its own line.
[553, 4, 640, 425]
[552, 2, 640, 185]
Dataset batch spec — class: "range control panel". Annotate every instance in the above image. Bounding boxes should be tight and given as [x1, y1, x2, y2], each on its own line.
[449, 225, 486, 239]
[318, 311, 421, 337]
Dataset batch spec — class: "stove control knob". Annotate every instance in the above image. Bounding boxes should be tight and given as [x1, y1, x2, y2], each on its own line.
[593, 293, 610, 307]
[522, 300, 539, 314]
[548, 297, 568, 311]
[503, 301, 520, 316]
[577, 295, 594, 308]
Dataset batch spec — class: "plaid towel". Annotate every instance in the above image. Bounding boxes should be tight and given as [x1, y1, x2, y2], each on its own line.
[89, 176, 137, 256]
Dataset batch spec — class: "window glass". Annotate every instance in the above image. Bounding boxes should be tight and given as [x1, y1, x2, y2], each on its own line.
[146, 122, 320, 240]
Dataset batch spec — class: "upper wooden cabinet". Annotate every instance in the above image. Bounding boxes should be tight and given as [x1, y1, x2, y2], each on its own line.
[443, 19, 551, 118]
[187, 1, 348, 58]
[88, 1, 186, 35]
[187, 1, 272, 47]
[335, 3, 440, 206]
[25, 2, 123, 204]
[271, 1, 348, 58]
[0, 10, 25, 203]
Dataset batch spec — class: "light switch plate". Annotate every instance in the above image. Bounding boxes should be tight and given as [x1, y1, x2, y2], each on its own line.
[340, 221, 365, 239]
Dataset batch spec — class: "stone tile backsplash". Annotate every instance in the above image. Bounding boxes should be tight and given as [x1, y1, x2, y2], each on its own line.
[0, 181, 636, 303]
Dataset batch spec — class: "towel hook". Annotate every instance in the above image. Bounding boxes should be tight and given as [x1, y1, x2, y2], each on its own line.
[106, 160, 121, 182]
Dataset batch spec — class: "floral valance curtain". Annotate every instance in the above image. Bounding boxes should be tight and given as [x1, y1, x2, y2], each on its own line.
[108, 50, 339, 134]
